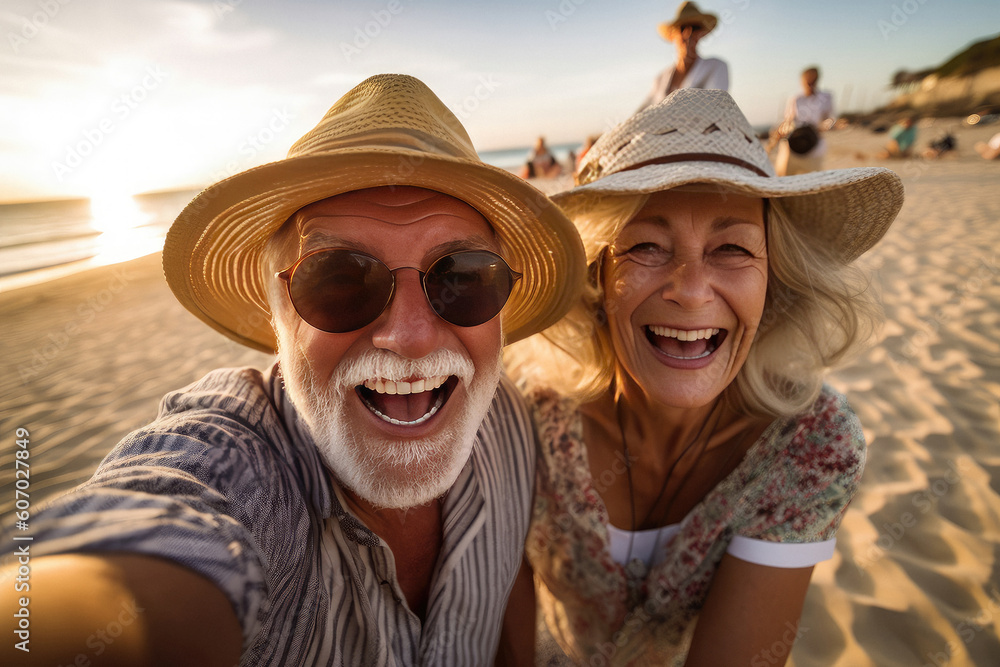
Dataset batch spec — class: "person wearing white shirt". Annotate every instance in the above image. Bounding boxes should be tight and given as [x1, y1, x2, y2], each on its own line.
[770, 66, 835, 175]
[637, 2, 730, 112]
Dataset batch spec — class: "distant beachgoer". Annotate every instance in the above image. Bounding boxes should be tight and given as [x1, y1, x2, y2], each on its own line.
[576, 134, 600, 174]
[877, 117, 918, 159]
[975, 131, 1000, 160]
[637, 2, 730, 112]
[528, 136, 564, 178]
[769, 66, 834, 176]
[922, 132, 957, 159]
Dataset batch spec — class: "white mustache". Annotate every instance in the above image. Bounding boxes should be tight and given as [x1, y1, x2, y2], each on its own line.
[332, 348, 475, 389]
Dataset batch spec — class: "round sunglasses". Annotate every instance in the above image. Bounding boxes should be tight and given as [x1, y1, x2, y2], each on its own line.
[276, 248, 522, 333]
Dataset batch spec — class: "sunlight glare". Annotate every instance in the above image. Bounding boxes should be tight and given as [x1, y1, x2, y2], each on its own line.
[88, 190, 162, 266]
[89, 190, 146, 234]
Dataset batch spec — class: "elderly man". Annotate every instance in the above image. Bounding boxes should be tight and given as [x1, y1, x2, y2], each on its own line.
[0, 75, 584, 665]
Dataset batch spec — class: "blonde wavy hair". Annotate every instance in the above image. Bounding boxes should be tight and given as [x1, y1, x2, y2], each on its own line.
[504, 189, 882, 419]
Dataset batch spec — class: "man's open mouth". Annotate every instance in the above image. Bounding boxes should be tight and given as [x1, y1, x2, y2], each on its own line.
[645, 325, 727, 360]
[356, 375, 459, 426]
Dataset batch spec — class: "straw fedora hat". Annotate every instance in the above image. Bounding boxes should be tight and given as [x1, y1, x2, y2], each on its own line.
[558, 88, 903, 264]
[658, 1, 718, 40]
[164, 74, 585, 353]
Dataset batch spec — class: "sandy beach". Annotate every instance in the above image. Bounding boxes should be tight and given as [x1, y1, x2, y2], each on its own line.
[2, 120, 999, 665]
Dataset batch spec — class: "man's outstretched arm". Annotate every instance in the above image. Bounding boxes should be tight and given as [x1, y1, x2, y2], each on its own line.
[1, 553, 242, 667]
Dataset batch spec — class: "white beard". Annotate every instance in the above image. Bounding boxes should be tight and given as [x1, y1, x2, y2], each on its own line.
[279, 342, 502, 510]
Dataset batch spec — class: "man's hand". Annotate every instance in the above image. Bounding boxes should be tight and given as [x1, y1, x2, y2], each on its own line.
[1, 553, 242, 666]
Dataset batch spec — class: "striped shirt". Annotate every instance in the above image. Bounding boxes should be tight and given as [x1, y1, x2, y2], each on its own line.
[10, 365, 535, 665]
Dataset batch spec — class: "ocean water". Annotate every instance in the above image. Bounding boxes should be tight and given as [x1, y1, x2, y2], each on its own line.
[0, 145, 578, 291]
[0, 189, 199, 292]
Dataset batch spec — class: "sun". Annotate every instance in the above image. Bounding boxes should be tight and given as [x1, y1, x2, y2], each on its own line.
[88, 190, 146, 234]
[87, 188, 163, 266]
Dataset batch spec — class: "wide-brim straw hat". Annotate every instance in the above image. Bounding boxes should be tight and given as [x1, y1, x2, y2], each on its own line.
[556, 89, 903, 264]
[658, 1, 718, 40]
[164, 74, 585, 353]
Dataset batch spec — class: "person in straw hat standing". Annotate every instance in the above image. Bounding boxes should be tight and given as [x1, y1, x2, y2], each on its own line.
[0, 74, 584, 666]
[637, 1, 730, 112]
[504, 88, 903, 664]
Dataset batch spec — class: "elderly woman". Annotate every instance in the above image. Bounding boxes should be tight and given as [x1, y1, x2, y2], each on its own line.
[503, 89, 903, 665]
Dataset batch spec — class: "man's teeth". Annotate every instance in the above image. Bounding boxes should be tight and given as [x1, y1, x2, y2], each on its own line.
[362, 375, 449, 395]
[648, 326, 720, 341]
[367, 393, 445, 427]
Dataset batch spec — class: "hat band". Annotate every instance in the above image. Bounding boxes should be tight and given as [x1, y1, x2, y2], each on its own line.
[621, 153, 770, 178]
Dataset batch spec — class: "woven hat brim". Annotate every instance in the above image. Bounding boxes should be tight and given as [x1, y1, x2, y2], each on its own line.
[552, 162, 904, 263]
[164, 149, 586, 353]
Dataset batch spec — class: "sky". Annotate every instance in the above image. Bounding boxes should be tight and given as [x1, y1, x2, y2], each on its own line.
[2, 0, 998, 202]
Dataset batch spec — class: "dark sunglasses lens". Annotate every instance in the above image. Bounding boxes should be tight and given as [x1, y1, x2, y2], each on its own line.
[424, 251, 516, 327]
[289, 250, 392, 333]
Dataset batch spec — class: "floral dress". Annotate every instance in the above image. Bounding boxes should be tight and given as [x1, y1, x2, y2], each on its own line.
[526, 384, 865, 665]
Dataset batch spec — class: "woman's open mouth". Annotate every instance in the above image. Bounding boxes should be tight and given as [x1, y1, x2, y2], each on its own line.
[356, 375, 459, 426]
[645, 325, 727, 360]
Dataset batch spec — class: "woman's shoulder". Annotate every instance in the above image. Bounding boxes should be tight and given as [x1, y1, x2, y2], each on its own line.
[522, 384, 589, 460]
[523, 384, 579, 421]
[759, 384, 865, 484]
[800, 384, 863, 444]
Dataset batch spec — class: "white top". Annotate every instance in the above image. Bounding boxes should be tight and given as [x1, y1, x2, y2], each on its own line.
[783, 90, 834, 158]
[639, 57, 730, 111]
[607, 522, 836, 569]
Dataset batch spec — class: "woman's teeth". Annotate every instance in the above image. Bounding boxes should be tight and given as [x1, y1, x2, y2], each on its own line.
[647, 326, 720, 341]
